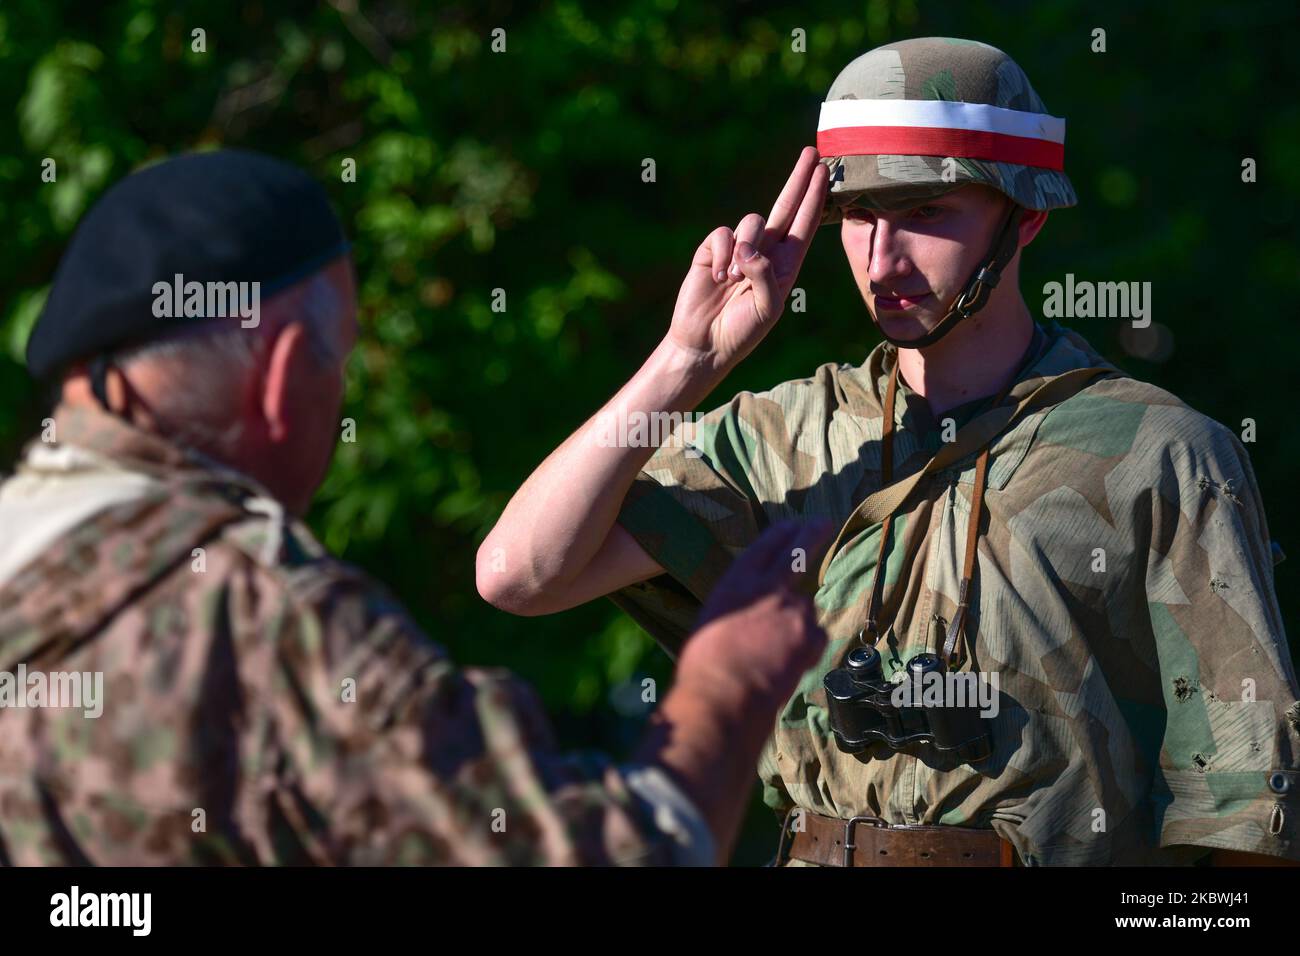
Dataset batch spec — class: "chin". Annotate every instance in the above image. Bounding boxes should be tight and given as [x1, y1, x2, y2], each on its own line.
[874, 310, 935, 343]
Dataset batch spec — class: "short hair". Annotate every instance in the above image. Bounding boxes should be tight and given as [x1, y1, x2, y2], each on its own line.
[111, 269, 349, 457]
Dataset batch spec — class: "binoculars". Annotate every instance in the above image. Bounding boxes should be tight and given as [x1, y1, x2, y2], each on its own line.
[823, 645, 993, 764]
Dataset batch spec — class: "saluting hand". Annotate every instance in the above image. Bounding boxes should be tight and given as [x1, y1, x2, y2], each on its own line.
[666, 146, 829, 373]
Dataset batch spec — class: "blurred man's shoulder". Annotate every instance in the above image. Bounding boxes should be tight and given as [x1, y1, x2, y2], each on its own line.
[219, 508, 436, 653]
[0, 472, 446, 865]
[0, 472, 433, 663]
[167, 490, 438, 667]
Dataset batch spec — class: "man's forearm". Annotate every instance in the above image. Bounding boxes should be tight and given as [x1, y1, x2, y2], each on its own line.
[477, 337, 724, 608]
[631, 676, 777, 865]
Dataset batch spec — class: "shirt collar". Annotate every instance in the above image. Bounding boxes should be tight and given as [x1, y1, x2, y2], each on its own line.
[34, 403, 272, 498]
[847, 320, 1114, 428]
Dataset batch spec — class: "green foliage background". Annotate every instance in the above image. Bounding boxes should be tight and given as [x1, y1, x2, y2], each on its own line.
[1, 0, 1296, 864]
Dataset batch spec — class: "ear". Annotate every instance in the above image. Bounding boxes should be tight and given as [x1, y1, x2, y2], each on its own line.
[261, 321, 313, 443]
[1017, 208, 1050, 248]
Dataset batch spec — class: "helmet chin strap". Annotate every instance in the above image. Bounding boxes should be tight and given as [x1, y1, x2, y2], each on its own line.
[89, 355, 114, 412]
[873, 202, 1024, 350]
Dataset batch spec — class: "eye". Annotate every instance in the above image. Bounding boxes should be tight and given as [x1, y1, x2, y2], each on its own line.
[844, 207, 875, 223]
[913, 205, 944, 220]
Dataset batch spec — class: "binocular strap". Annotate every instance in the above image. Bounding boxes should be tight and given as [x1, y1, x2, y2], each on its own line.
[818, 357, 1118, 666]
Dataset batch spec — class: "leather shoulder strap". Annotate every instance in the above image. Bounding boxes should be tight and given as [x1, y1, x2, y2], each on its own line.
[816, 366, 1118, 587]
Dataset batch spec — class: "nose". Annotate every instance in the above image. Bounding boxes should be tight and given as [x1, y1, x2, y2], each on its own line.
[867, 217, 914, 288]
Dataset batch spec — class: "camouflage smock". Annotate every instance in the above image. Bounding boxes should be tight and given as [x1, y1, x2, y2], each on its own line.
[0, 405, 691, 866]
[611, 320, 1300, 865]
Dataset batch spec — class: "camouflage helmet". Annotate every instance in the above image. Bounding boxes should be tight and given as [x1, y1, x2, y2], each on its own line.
[818, 37, 1077, 225]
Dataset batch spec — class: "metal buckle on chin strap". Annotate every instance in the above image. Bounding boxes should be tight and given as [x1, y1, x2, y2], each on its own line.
[950, 285, 979, 319]
[950, 264, 1005, 319]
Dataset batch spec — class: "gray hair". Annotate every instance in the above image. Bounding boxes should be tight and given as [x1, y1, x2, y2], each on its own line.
[113, 270, 349, 457]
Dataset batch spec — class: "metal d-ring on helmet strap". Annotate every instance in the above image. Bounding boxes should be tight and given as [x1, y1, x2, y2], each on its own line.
[874, 202, 1024, 350]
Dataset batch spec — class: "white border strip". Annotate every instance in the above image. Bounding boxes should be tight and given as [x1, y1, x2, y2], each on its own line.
[818, 99, 1065, 144]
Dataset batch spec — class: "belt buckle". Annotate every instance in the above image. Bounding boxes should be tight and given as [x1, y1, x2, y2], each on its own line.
[842, 815, 888, 867]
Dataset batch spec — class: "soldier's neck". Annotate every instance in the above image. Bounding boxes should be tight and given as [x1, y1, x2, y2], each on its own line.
[896, 295, 1035, 419]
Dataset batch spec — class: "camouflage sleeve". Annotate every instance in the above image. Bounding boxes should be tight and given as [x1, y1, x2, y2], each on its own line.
[257, 565, 686, 865]
[608, 395, 770, 657]
[1142, 421, 1300, 861]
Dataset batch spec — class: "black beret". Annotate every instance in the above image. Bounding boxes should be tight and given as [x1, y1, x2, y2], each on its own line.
[26, 149, 349, 380]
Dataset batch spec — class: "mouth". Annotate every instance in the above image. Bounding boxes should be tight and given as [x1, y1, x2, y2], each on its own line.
[872, 291, 932, 310]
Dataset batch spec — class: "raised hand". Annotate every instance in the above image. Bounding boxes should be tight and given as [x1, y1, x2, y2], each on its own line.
[666, 146, 829, 373]
[633, 519, 833, 864]
[681, 519, 834, 706]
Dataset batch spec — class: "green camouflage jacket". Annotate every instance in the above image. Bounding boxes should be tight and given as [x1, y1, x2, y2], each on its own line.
[612, 321, 1300, 865]
[0, 405, 684, 866]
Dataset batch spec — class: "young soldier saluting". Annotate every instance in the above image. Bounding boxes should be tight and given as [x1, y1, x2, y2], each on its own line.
[480, 37, 1299, 867]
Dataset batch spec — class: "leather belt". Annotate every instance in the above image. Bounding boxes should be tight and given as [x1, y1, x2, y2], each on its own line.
[777, 809, 1019, 867]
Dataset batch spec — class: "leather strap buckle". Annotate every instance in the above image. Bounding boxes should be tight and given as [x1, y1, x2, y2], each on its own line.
[843, 815, 889, 866]
[783, 808, 1019, 867]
